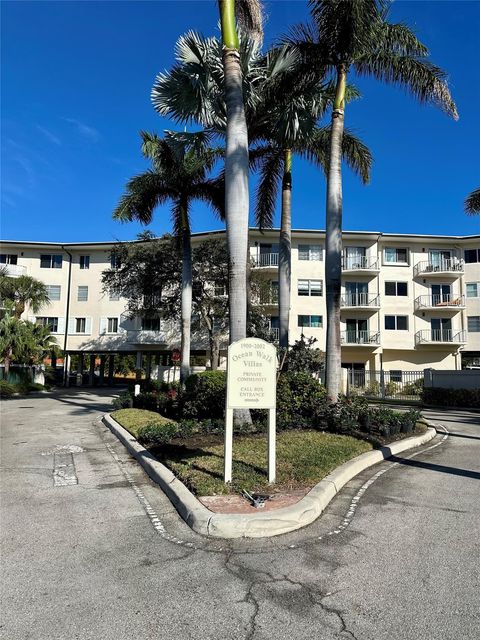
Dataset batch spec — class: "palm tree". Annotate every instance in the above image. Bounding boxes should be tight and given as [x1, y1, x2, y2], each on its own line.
[113, 132, 223, 383]
[465, 188, 480, 215]
[288, 0, 457, 401]
[251, 70, 371, 348]
[0, 273, 49, 319]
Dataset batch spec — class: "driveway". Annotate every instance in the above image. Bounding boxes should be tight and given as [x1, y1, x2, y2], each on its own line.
[1, 390, 479, 639]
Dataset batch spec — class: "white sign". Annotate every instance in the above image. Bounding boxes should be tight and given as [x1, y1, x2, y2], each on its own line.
[226, 338, 277, 409]
[224, 338, 277, 484]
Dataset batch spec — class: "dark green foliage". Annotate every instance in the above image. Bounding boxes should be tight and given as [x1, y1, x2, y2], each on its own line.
[137, 421, 179, 446]
[276, 372, 327, 430]
[112, 392, 134, 410]
[281, 335, 325, 375]
[132, 391, 168, 413]
[176, 418, 226, 438]
[0, 380, 16, 397]
[422, 387, 480, 408]
[182, 371, 227, 419]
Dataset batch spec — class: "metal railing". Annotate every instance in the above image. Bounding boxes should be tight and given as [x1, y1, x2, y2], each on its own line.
[256, 253, 279, 267]
[342, 256, 379, 271]
[413, 258, 464, 277]
[340, 293, 380, 308]
[415, 329, 467, 345]
[347, 369, 424, 402]
[127, 330, 166, 345]
[414, 294, 465, 310]
[269, 327, 280, 341]
[341, 330, 380, 345]
[259, 291, 279, 305]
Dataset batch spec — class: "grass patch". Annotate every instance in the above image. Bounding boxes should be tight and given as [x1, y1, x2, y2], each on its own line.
[111, 408, 174, 438]
[153, 431, 372, 496]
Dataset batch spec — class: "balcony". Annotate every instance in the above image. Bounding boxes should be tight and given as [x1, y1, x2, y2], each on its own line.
[413, 259, 464, 278]
[340, 294, 380, 310]
[255, 253, 279, 268]
[1, 264, 26, 277]
[259, 291, 279, 305]
[414, 294, 465, 311]
[341, 330, 380, 346]
[127, 330, 167, 345]
[341, 256, 380, 274]
[415, 329, 467, 346]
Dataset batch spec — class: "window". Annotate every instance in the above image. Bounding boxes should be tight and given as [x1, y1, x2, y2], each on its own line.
[464, 249, 479, 264]
[46, 285, 61, 301]
[298, 315, 323, 328]
[79, 255, 90, 269]
[77, 286, 88, 302]
[466, 283, 480, 298]
[298, 244, 322, 261]
[141, 317, 161, 331]
[40, 254, 62, 269]
[214, 282, 227, 297]
[75, 317, 86, 333]
[110, 254, 121, 269]
[390, 370, 403, 383]
[385, 315, 408, 330]
[0, 254, 17, 265]
[298, 279, 322, 296]
[109, 290, 120, 301]
[384, 247, 408, 264]
[385, 281, 408, 296]
[36, 317, 58, 333]
[467, 316, 480, 332]
[107, 317, 118, 333]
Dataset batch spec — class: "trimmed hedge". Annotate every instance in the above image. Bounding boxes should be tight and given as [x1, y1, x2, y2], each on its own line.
[0, 380, 16, 398]
[182, 371, 227, 420]
[422, 387, 480, 408]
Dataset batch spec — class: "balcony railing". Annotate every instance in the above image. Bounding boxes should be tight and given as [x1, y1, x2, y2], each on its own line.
[1, 264, 26, 277]
[413, 259, 464, 277]
[259, 291, 279, 305]
[415, 329, 467, 345]
[255, 253, 279, 267]
[342, 256, 379, 272]
[340, 294, 380, 308]
[127, 330, 166, 345]
[414, 294, 465, 311]
[341, 330, 380, 345]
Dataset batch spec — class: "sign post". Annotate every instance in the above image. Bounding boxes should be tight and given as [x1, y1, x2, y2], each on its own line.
[225, 338, 277, 484]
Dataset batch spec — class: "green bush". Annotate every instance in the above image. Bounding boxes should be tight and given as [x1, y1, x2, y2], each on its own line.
[422, 387, 480, 408]
[0, 380, 16, 398]
[132, 391, 167, 413]
[182, 371, 227, 420]
[137, 420, 179, 446]
[403, 378, 424, 396]
[112, 391, 133, 410]
[384, 381, 399, 397]
[176, 418, 226, 438]
[276, 372, 327, 430]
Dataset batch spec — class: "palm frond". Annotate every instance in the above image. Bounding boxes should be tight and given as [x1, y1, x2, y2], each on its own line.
[191, 175, 226, 221]
[465, 188, 480, 215]
[254, 147, 283, 229]
[341, 128, 372, 184]
[113, 171, 172, 224]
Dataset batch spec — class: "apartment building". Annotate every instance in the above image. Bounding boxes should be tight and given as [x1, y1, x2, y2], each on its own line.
[1, 230, 479, 377]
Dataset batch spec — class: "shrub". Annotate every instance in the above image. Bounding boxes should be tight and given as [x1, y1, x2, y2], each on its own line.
[137, 420, 179, 446]
[133, 391, 166, 412]
[182, 371, 227, 420]
[112, 391, 133, 410]
[421, 387, 480, 408]
[384, 381, 399, 397]
[0, 380, 16, 398]
[176, 418, 226, 438]
[403, 378, 424, 396]
[276, 372, 327, 430]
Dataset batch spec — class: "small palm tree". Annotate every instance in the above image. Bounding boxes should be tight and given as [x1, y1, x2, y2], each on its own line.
[288, 0, 457, 401]
[113, 132, 223, 382]
[0, 273, 50, 319]
[465, 188, 480, 215]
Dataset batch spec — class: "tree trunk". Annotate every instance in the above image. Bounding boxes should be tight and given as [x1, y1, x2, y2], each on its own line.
[210, 334, 220, 370]
[220, 1, 249, 345]
[180, 213, 192, 384]
[279, 149, 292, 350]
[325, 66, 347, 403]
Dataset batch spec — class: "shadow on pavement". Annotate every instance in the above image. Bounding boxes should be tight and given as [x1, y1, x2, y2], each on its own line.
[389, 455, 480, 480]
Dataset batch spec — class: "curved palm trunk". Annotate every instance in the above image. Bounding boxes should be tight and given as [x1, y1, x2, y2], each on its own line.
[279, 149, 292, 350]
[180, 215, 192, 384]
[325, 66, 346, 403]
[220, 0, 249, 345]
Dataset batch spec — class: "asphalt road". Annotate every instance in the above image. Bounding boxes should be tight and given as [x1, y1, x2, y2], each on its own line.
[1, 390, 479, 640]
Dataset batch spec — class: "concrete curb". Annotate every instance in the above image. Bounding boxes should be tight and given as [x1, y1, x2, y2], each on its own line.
[102, 414, 437, 539]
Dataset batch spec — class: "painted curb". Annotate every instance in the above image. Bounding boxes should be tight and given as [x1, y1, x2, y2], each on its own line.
[102, 413, 437, 539]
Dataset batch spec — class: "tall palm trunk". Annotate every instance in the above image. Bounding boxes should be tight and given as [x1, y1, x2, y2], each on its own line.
[279, 149, 292, 350]
[179, 205, 192, 384]
[220, 0, 249, 344]
[325, 65, 346, 402]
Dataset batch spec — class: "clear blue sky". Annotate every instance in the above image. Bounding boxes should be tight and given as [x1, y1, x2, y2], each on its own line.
[2, 0, 479, 242]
